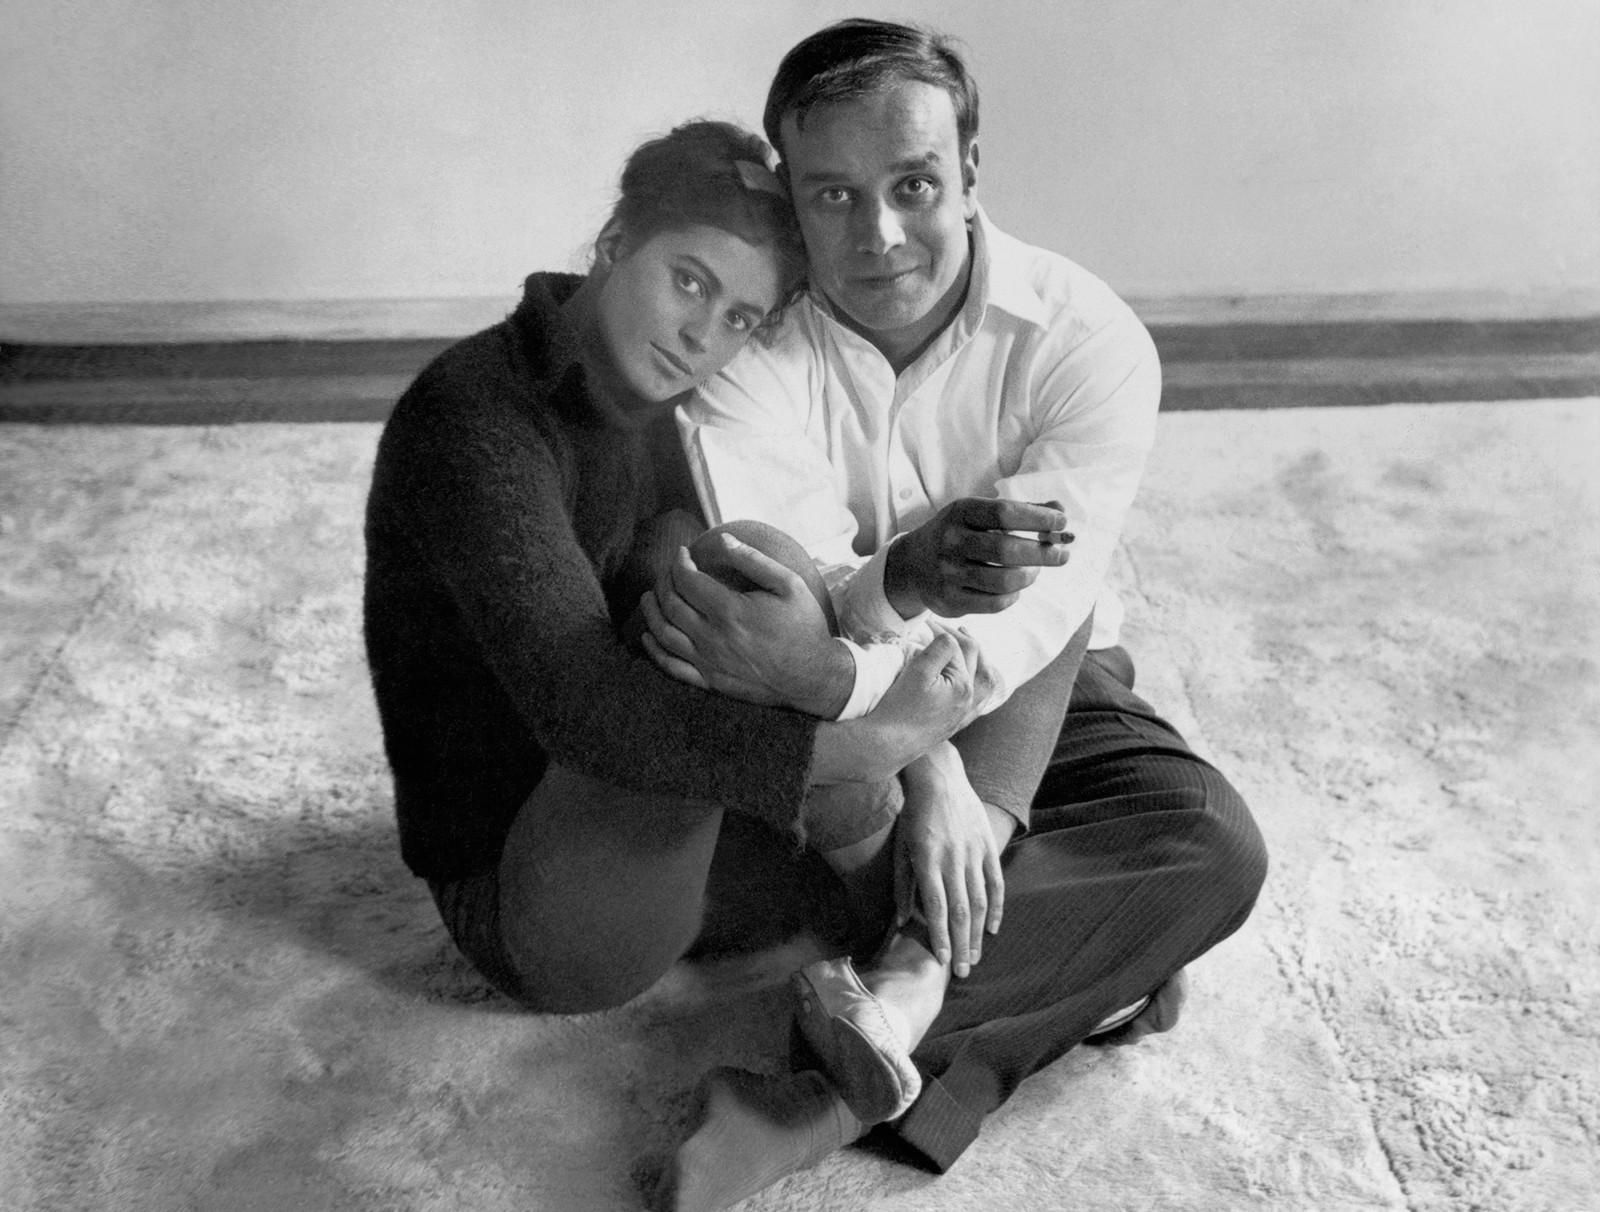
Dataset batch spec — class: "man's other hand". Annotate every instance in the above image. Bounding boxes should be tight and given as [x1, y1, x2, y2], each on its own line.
[884, 497, 1072, 619]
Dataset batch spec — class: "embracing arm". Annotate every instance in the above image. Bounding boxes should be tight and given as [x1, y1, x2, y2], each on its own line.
[370, 371, 819, 824]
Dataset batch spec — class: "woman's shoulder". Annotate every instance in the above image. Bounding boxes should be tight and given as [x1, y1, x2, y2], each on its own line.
[396, 273, 582, 418]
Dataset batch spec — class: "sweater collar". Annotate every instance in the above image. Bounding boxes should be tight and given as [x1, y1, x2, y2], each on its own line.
[508, 272, 677, 430]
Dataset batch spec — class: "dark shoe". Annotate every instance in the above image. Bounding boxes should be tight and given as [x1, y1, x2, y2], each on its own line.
[1086, 968, 1189, 1046]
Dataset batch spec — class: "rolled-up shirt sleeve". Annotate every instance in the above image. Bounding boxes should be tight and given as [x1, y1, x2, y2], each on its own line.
[944, 314, 1159, 704]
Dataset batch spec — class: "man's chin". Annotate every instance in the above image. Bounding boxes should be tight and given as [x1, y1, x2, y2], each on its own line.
[832, 294, 933, 341]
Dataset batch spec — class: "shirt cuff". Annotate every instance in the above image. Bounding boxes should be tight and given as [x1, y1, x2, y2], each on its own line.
[834, 637, 909, 720]
[838, 537, 930, 642]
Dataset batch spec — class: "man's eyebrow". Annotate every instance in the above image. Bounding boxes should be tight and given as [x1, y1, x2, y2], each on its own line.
[795, 151, 942, 185]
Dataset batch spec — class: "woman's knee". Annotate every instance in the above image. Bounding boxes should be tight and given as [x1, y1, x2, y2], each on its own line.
[494, 765, 722, 1012]
[692, 520, 837, 632]
[802, 776, 903, 853]
[499, 923, 690, 1014]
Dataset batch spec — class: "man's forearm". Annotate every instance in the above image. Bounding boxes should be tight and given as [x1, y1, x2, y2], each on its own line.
[789, 639, 856, 719]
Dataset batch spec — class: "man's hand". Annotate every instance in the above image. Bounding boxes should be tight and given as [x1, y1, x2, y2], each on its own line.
[640, 533, 853, 718]
[896, 743, 1012, 978]
[811, 630, 982, 785]
[885, 497, 1073, 619]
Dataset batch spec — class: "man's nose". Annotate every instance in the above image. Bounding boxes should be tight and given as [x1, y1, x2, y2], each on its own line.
[853, 198, 905, 255]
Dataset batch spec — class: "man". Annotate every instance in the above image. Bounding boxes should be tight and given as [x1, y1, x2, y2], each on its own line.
[643, 19, 1268, 1211]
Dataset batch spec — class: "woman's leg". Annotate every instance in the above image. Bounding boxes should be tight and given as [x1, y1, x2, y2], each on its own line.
[495, 764, 728, 1013]
[692, 518, 900, 945]
[487, 516, 897, 1013]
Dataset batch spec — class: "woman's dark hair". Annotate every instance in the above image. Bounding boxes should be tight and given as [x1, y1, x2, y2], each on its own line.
[604, 120, 807, 331]
[763, 19, 979, 159]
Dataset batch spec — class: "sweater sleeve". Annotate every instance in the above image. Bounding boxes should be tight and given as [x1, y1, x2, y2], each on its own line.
[375, 366, 818, 830]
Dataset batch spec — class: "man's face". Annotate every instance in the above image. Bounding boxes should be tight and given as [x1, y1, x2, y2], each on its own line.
[780, 81, 978, 363]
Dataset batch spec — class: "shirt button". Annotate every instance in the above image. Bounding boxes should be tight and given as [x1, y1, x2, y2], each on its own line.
[898, 488, 913, 501]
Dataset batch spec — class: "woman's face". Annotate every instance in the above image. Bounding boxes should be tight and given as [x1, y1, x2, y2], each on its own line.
[596, 224, 783, 403]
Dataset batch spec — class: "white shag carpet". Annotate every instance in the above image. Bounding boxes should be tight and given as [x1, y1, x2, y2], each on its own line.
[1, 399, 1596, 1211]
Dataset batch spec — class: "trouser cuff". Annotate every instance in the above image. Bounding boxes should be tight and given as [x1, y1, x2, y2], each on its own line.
[885, 1066, 986, 1174]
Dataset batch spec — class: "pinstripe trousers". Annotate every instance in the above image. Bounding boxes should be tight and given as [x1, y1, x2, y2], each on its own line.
[877, 643, 1269, 1170]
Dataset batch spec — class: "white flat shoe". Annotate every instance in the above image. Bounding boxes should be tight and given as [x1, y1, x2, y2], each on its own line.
[791, 956, 921, 1123]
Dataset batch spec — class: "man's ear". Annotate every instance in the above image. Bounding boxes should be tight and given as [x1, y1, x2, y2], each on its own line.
[961, 139, 980, 219]
[594, 219, 627, 269]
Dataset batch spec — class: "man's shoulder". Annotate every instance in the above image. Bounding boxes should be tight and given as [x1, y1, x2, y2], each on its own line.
[983, 219, 1148, 341]
[688, 300, 829, 419]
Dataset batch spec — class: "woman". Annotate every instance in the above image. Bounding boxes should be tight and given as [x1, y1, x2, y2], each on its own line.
[363, 121, 976, 1051]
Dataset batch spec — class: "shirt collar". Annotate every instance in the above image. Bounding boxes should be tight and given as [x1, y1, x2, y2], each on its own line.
[967, 205, 1050, 331]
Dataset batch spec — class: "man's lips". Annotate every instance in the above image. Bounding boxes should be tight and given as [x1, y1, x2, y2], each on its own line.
[651, 344, 692, 376]
[851, 266, 918, 289]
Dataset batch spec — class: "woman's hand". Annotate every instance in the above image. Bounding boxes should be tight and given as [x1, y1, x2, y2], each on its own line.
[897, 742, 1006, 978]
[812, 630, 982, 785]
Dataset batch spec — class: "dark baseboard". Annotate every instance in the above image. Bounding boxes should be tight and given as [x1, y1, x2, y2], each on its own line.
[3, 317, 1597, 424]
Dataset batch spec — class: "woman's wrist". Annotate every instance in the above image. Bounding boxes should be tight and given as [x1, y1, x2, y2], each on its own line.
[901, 740, 961, 790]
[812, 716, 907, 785]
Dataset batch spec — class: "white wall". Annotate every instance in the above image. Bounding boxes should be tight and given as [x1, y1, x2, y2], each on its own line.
[3, 0, 1597, 308]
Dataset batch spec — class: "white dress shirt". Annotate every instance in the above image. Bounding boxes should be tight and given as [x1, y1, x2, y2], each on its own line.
[678, 207, 1161, 718]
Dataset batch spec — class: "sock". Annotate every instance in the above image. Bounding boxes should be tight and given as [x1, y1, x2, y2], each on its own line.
[652, 1067, 863, 1212]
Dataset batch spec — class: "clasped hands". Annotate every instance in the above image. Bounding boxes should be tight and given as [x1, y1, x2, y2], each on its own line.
[639, 529, 852, 718]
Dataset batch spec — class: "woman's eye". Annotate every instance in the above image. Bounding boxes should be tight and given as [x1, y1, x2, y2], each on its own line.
[726, 312, 752, 333]
[675, 271, 705, 297]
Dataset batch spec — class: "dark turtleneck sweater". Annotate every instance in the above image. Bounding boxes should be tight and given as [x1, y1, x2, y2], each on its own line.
[363, 273, 818, 880]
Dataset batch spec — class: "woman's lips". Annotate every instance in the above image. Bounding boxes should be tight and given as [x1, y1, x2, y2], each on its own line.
[651, 344, 692, 376]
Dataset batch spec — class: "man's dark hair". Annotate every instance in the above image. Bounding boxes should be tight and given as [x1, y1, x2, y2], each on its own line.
[762, 19, 979, 159]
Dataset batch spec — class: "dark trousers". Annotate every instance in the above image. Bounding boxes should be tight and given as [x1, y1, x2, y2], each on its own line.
[883, 647, 1268, 1170]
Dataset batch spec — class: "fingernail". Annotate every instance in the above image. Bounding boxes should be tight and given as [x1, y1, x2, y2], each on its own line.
[936, 948, 951, 966]
[722, 533, 743, 548]
[955, 962, 970, 979]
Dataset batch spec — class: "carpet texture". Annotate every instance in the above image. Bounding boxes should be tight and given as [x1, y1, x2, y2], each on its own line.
[1, 400, 1596, 1211]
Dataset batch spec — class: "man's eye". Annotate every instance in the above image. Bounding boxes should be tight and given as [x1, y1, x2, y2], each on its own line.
[675, 271, 705, 297]
[817, 187, 851, 206]
[899, 177, 936, 200]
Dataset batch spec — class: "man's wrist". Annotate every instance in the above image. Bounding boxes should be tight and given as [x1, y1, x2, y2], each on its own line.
[792, 639, 855, 720]
[883, 535, 926, 619]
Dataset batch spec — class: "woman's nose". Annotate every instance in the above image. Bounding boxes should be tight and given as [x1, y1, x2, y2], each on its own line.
[679, 314, 709, 353]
